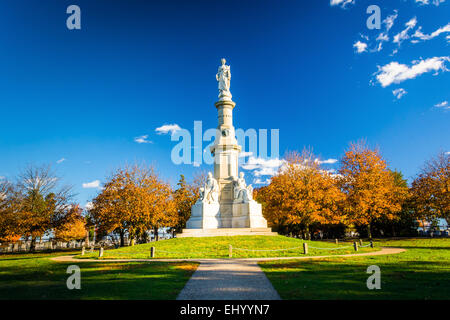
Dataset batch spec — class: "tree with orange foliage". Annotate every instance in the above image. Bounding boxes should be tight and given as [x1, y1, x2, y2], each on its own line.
[16, 165, 73, 251]
[0, 179, 22, 242]
[339, 140, 404, 239]
[173, 175, 199, 234]
[90, 164, 177, 245]
[411, 152, 449, 225]
[257, 149, 345, 238]
[54, 204, 86, 241]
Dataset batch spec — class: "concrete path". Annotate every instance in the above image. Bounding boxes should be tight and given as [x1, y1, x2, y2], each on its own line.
[176, 260, 281, 300]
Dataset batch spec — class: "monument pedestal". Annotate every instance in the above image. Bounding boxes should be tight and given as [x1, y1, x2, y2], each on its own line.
[186, 202, 221, 229]
[232, 201, 268, 228]
[177, 227, 277, 238]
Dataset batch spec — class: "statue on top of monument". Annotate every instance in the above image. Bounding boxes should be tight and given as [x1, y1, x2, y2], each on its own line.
[216, 58, 232, 101]
[233, 172, 254, 203]
[197, 172, 219, 204]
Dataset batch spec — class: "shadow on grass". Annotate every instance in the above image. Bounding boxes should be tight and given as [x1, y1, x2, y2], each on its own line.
[0, 257, 198, 300]
[260, 258, 450, 300]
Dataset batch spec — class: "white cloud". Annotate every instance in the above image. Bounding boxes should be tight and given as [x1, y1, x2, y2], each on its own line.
[413, 23, 450, 41]
[392, 88, 407, 99]
[353, 41, 368, 53]
[330, 0, 355, 8]
[384, 11, 398, 31]
[241, 157, 285, 177]
[434, 100, 449, 109]
[84, 202, 94, 210]
[239, 152, 253, 158]
[445, 151, 450, 155]
[415, 0, 446, 6]
[82, 180, 101, 189]
[134, 134, 152, 144]
[253, 178, 271, 185]
[316, 158, 338, 164]
[56, 158, 66, 164]
[375, 56, 450, 87]
[155, 124, 181, 135]
[393, 17, 417, 46]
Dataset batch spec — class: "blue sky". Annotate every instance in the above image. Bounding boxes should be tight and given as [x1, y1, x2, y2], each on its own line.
[0, 0, 448, 208]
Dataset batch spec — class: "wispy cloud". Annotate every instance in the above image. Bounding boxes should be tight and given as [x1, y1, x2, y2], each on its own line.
[239, 152, 254, 158]
[134, 134, 153, 144]
[82, 180, 101, 189]
[56, 158, 66, 164]
[241, 157, 285, 177]
[415, 0, 446, 6]
[413, 23, 450, 41]
[155, 124, 181, 135]
[375, 56, 450, 87]
[393, 88, 407, 99]
[393, 17, 418, 47]
[330, 0, 355, 8]
[434, 100, 449, 110]
[316, 158, 339, 165]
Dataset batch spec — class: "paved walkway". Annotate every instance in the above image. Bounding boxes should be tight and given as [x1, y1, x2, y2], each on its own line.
[176, 259, 281, 300]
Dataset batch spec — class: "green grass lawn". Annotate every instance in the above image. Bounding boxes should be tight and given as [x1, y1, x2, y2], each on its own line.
[78, 235, 378, 259]
[259, 238, 450, 300]
[0, 251, 198, 300]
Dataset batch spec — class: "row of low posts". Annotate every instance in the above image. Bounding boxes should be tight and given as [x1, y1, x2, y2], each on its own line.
[80, 240, 373, 259]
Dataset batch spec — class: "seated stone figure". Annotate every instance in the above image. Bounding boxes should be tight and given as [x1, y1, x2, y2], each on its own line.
[196, 172, 219, 204]
[233, 172, 253, 203]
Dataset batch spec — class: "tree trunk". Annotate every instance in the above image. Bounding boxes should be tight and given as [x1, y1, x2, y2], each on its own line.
[29, 236, 36, 252]
[392, 225, 396, 237]
[154, 227, 159, 241]
[305, 225, 310, 240]
[367, 224, 372, 240]
[85, 229, 90, 247]
[119, 230, 125, 247]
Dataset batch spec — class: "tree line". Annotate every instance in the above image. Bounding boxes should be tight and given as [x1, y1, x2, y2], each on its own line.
[0, 141, 448, 250]
[256, 141, 449, 239]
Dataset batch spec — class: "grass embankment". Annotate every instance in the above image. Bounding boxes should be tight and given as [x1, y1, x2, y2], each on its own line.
[78, 235, 378, 260]
[0, 251, 198, 299]
[259, 238, 450, 300]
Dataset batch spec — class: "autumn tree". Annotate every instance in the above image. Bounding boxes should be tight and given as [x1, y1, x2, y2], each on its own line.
[173, 175, 198, 234]
[410, 151, 449, 225]
[0, 179, 21, 242]
[257, 149, 345, 238]
[90, 164, 177, 245]
[16, 165, 73, 251]
[339, 141, 404, 239]
[54, 204, 86, 241]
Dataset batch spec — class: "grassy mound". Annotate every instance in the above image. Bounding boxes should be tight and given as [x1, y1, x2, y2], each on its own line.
[78, 235, 379, 259]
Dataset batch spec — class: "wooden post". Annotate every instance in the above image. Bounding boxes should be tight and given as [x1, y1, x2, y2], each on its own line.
[303, 242, 308, 255]
[353, 241, 358, 251]
[335, 238, 338, 244]
[151, 246, 155, 258]
[229, 245, 233, 258]
[359, 239, 363, 246]
[81, 246, 85, 256]
[370, 241, 374, 248]
[99, 247, 104, 258]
